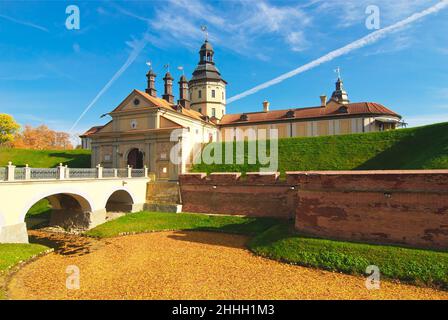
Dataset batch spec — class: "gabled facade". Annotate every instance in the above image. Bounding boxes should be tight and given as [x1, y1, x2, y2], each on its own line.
[87, 88, 217, 180]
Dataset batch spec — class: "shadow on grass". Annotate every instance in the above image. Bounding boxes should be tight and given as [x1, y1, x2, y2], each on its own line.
[48, 152, 91, 168]
[166, 219, 291, 249]
[28, 230, 103, 257]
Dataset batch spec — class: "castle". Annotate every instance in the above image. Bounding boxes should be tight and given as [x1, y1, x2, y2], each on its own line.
[81, 39, 402, 180]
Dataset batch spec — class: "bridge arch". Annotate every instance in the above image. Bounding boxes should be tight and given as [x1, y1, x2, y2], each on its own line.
[20, 188, 95, 223]
[103, 187, 136, 213]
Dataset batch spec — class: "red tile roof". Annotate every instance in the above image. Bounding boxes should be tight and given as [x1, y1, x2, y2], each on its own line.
[219, 102, 401, 126]
[133, 90, 205, 122]
[79, 125, 105, 137]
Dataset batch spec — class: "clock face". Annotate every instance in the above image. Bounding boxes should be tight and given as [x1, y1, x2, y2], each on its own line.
[133, 98, 140, 106]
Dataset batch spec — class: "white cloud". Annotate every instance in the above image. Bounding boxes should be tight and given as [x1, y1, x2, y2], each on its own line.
[314, 0, 438, 28]
[286, 31, 309, 52]
[114, 0, 312, 57]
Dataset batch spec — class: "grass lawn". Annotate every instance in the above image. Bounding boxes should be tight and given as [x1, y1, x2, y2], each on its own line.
[86, 211, 278, 238]
[87, 211, 448, 290]
[0, 243, 49, 299]
[0, 243, 49, 272]
[249, 223, 448, 290]
[0, 148, 91, 168]
[192, 121, 448, 174]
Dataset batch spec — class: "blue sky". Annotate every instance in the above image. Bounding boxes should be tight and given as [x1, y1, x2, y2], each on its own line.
[1, 0, 448, 141]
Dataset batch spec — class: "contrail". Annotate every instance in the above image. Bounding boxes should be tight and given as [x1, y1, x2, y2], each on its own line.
[0, 14, 49, 32]
[69, 33, 150, 132]
[227, 0, 448, 104]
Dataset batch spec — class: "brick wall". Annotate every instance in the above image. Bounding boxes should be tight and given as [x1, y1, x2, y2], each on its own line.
[179, 170, 448, 249]
[179, 172, 296, 219]
[288, 170, 448, 249]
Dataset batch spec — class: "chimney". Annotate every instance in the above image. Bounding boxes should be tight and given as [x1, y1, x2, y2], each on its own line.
[146, 69, 157, 97]
[320, 95, 327, 107]
[162, 72, 174, 103]
[178, 75, 190, 109]
[263, 100, 270, 112]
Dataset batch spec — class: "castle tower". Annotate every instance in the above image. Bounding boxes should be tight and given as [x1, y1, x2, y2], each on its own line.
[178, 75, 190, 109]
[189, 40, 227, 119]
[330, 77, 350, 105]
[162, 71, 174, 104]
[146, 69, 157, 97]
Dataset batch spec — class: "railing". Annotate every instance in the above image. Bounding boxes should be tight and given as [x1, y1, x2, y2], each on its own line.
[132, 169, 145, 177]
[14, 167, 26, 180]
[30, 168, 58, 180]
[70, 168, 97, 179]
[103, 168, 116, 178]
[117, 168, 128, 178]
[0, 162, 150, 182]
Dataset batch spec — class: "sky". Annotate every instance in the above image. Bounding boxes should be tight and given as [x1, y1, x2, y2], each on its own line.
[0, 0, 448, 144]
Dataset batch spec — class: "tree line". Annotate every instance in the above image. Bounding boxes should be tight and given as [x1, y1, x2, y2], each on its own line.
[0, 113, 74, 150]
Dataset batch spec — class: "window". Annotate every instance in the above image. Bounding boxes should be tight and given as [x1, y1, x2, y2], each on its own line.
[222, 92, 224, 99]
[130, 120, 137, 129]
[211, 89, 216, 98]
[212, 108, 216, 117]
[198, 90, 202, 98]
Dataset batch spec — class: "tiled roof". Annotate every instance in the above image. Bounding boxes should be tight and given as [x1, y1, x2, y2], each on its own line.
[79, 125, 105, 137]
[134, 90, 205, 122]
[219, 102, 401, 126]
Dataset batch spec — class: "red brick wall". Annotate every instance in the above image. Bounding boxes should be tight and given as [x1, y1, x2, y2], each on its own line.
[179, 173, 295, 219]
[289, 170, 448, 249]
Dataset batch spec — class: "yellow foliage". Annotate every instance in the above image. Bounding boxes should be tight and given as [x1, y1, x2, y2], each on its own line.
[13, 125, 73, 150]
[0, 114, 20, 145]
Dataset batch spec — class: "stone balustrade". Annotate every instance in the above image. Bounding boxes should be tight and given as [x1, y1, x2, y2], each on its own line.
[0, 162, 150, 182]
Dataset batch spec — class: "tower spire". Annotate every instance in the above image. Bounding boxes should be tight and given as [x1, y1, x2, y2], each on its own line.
[145, 63, 157, 97]
[330, 68, 349, 105]
[162, 71, 174, 104]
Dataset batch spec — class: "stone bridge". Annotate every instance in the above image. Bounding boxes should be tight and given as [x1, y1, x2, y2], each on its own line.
[0, 163, 150, 243]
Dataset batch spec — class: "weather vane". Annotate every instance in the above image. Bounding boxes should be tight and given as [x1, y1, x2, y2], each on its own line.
[200, 25, 208, 41]
[146, 61, 152, 70]
[163, 63, 170, 72]
[334, 67, 342, 79]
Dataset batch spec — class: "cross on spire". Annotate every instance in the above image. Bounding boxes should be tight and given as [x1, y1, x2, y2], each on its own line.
[200, 25, 208, 41]
[334, 67, 342, 79]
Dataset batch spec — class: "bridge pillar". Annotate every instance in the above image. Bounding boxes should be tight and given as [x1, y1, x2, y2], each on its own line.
[0, 223, 28, 243]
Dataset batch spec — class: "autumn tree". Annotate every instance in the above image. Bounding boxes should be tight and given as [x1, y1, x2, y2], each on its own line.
[13, 125, 73, 150]
[0, 113, 20, 145]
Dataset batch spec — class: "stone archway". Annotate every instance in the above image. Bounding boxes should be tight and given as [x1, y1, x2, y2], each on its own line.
[25, 193, 94, 231]
[127, 148, 144, 169]
[105, 190, 135, 213]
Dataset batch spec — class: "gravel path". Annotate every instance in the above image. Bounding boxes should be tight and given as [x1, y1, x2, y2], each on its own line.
[7, 231, 448, 300]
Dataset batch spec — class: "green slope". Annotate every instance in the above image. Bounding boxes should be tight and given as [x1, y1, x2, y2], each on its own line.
[0, 148, 91, 168]
[192, 122, 448, 174]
